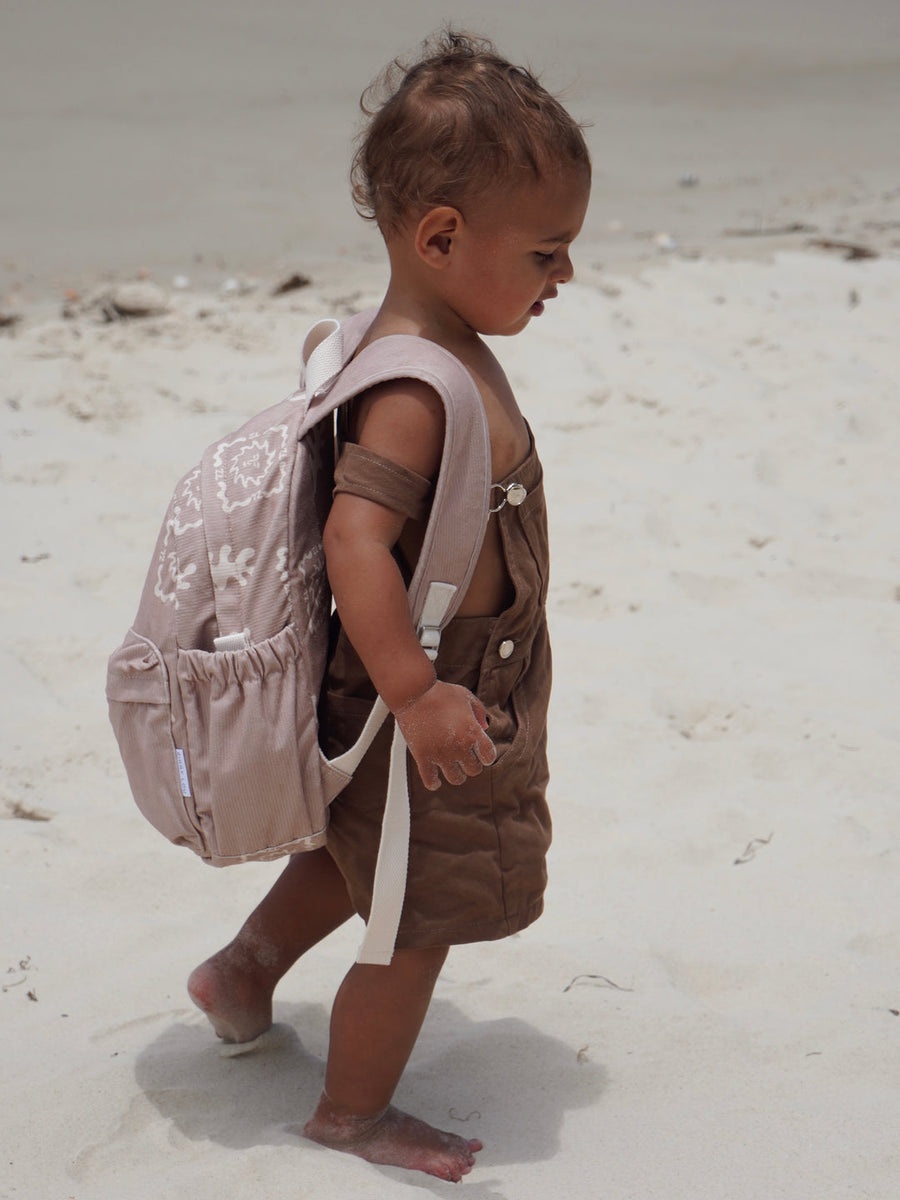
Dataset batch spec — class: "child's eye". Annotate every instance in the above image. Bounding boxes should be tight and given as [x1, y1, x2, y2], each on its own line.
[534, 251, 556, 265]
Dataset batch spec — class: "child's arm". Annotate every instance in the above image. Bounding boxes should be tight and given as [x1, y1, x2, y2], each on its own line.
[322, 379, 496, 790]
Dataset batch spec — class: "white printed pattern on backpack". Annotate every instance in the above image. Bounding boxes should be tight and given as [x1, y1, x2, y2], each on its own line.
[210, 545, 255, 592]
[152, 469, 204, 607]
[214, 425, 290, 513]
[154, 541, 197, 606]
[276, 546, 290, 591]
[171, 467, 203, 535]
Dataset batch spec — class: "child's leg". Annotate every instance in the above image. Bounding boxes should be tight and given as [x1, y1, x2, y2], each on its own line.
[304, 946, 482, 1182]
[188, 847, 354, 1043]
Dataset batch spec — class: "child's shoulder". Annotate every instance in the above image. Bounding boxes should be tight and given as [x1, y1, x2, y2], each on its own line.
[349, 323, 527, 482]
[346, 375, 445, 482]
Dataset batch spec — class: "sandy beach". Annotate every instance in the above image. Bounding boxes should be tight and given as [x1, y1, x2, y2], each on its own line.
[3, 3, 900, 1197]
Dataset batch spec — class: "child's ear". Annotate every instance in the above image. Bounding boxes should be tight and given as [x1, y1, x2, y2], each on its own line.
[415, 207, 462, 270]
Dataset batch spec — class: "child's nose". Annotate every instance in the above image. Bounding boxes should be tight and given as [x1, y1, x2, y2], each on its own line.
[554, 253, 574, 284]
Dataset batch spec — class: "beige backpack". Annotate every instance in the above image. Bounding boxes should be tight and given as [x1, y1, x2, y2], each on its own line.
[106, 310, 490, 962]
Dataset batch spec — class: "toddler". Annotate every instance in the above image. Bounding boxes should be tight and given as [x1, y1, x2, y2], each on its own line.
[188, 30, 590, 1182]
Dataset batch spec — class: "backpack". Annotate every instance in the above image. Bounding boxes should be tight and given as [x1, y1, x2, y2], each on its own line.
[106, 310, 491, 963]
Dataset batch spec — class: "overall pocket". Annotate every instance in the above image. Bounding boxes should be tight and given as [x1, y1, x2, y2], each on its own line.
[176, 623, 332, 864]
[107, 631, 201, 850]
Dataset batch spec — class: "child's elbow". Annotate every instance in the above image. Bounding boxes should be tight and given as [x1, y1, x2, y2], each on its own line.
[322, 507, 372, 590]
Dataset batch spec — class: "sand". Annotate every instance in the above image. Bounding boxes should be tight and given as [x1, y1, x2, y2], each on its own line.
[2, 3, 899, 1196]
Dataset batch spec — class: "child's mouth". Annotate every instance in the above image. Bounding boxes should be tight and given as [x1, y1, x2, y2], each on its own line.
[530, 300, 545, 316]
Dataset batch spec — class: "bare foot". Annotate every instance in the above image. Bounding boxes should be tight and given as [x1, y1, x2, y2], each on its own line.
[302, 1094, 482, 1182]
[187, 942, 274, 1045]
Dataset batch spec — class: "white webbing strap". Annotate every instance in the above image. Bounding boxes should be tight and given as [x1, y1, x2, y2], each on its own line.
[213, 630, 250, 653]
[356, 721, 411, 965]
[417, 582, 457, 662]
[328, 696, 390, 776]
[354, 581, 459, 965]
[301, 319, 344, 397]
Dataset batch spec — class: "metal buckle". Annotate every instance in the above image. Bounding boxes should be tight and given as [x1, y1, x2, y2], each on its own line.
[489, 482, 527, 513]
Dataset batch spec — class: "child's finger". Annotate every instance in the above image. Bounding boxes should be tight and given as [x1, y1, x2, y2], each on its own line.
[474, 728, 496, 766]
[440, 759, 468, 787]
[449, 732, 495, 783]
[416, 758, 442, 791]
[470, 695, 489, 730]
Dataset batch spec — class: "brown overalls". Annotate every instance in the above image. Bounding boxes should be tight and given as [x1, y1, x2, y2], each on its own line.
[320, 436, 552, 950]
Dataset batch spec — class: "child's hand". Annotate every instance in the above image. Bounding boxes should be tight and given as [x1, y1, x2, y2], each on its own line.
[395, 680, 497, 791]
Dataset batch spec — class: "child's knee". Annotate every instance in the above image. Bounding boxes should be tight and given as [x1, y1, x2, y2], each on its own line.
[393, 943, 449, 981]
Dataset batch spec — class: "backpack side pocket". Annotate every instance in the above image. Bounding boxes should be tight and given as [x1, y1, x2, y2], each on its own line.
[176, 623, 330, 864]
[107, 631, 202, 851]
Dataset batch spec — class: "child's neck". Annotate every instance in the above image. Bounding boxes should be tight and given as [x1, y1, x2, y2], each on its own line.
[366, 279, 483, 361]
[361, 257, 527, 446]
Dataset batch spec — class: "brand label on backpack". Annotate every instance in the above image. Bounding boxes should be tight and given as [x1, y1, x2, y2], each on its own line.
[175, 749, 192, 798]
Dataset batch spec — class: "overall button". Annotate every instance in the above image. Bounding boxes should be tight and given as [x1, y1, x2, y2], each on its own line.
[498, 639, 515, 659]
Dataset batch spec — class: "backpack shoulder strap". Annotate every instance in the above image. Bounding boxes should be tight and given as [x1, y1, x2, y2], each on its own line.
[309, 332, 492, 637]
[308, 326, 492, 967]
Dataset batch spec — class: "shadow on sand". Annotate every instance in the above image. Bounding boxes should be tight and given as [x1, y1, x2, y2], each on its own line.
[134, 996, 606, 1189]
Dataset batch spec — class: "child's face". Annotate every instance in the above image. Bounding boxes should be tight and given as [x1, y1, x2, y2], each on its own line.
[449, 169, 590, 338]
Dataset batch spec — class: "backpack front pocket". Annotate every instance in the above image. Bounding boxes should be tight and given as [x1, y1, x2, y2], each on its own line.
[176, 622, 330, 864]
[107, 631, 201, 849]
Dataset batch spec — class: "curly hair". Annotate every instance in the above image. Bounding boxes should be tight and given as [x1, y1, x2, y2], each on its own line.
[351, 30, 591, 236]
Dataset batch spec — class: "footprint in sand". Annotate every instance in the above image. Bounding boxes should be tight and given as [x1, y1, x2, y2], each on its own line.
[652, 690, 750, 741]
